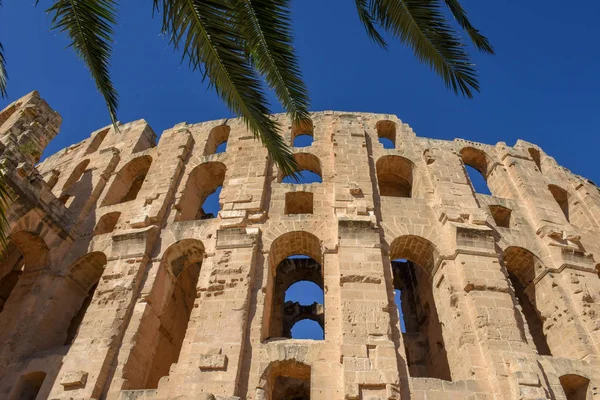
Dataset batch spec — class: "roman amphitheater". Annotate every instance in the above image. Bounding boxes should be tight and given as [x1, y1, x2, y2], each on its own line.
[0, 91, 598, 400]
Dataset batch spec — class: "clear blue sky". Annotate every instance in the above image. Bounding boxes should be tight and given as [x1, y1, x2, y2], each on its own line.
[1, 1, 598, 339]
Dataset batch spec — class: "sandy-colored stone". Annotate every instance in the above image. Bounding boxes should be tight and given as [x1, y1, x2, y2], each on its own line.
[0, 92, 599, 399]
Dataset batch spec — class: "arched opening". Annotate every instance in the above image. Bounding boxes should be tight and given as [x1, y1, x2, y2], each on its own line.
[261, 360, 311, 400]
[61, 159, 90, 194]
[291, 119, 314, 147]
[85, 127, 109, 154]
[204, 125, 230, 155]
[285, 279, 324, 339]
[376, 155, 413, 198]
[0, 243, 25, 313]
[293, 135, 313, 148]
[528, 148, 542, 172]
[280, 153, 322, 184]
[93, 212, 121, 235]
[285, 192, 313, 215]
[101, 155, 152, 206]
[176, 162, 226, 221]
[548, 184, 570, 222]
[123, 240, 204, 390]
[559, 374, 590, 400]
[376, 120, 396, 149]
[9, 371, 46, 400]
[389, 236, 450, 380]
[503, 247, 551, 356]
[0, 231, 49, 313]
[489, 205, 512, 228]
[460, 147, 492, 195]
[64, 252, 107, 345]
[266, 232, 323, 340]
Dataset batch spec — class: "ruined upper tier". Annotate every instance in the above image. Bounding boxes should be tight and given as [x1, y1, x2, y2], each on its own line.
[1, 91, 599, 400]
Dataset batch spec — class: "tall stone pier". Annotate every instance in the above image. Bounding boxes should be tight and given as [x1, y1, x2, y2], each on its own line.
[0, 92, 599, 399]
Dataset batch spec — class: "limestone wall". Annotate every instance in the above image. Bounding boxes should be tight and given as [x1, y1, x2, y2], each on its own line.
[0, 92, 599, 399]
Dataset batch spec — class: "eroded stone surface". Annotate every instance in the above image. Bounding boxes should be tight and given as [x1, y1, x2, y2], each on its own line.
[0, 92, 599, 399]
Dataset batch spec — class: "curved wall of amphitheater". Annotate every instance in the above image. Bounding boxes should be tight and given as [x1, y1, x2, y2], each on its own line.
[0, 91, 599, 400]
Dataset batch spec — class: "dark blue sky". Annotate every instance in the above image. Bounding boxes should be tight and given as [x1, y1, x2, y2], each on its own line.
[1, 1, 599, 185]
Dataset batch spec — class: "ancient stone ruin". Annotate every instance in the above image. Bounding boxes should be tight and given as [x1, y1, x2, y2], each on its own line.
[0, 91, 599, 399]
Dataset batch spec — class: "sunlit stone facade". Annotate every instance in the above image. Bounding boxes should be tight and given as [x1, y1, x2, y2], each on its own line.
[0, 91, 599, 399]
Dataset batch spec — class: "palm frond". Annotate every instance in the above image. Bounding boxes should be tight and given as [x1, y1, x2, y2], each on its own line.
[235, 0, 311, 126]
[373, 0, 479, 97]
[355, 0, 388, 49]
[41, 0, 119, 125]
[443, 0, 494, 54]
[0, 42, 7, 98]
[154, 0, 297, 175]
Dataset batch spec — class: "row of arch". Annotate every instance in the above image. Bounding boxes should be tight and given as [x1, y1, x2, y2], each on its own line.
[51, 116, 577, 232]
[47, 123, 232, 214]
[0, 225, 597, 397]
[256, 361, 591, 400]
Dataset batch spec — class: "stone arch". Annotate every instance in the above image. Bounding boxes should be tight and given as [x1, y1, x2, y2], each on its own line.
[559, 374, 590, 400]
[63, 252, 107, 345]
[269, 231, 322, 270]
[9, 370, 46, 400]
[388, 235, 450, 380]
[389, 235, 438, 275]
[265, 231, 323, 340]
[258, 360, 311, 400]
[502, 246, 552, 356]
[176, 161, 226, 221]
[8, 231, 50, 272]
[85, 127, 109, 154]
[376, 119, 397, 148]
[67, 252, 107, 292]
[93, 212, 121, 235]
[0, 242, 25, 313]
[122, 239, 204, 390]
[61, 159, 91, 194]
[204, 125, 230, 155]
[101, 155, 152, 206]
[489, 204, 512, 228]
[272, 258, 324, 339]
[548, 184, 570, 222]
[280, 153, 322, 183]
[376, 155, 413, 198]
[460, 146, 493, 194]
[291, 118, 314, 147]
[528, 148, 542, 171]
[460, 147, 492, 177]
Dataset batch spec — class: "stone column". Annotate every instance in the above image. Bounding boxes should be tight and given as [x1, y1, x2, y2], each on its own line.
[338, 220, 402, 400]
[160, 227, 260, 398]
[48, 227, 158, 399]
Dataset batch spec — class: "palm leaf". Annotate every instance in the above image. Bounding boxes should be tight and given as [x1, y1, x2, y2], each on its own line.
[0, 42, 7, 98]
[443, 0, 494, 54]
[154, 0, 297, 176]
[355, 0, 388, 49]
[234, 0, 311, 126]
[40, 0, 119, 125]
[373, 0, 479, 97]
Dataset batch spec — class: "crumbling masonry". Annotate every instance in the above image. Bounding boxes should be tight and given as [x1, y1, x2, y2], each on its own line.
[0, 91, 599, 400]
